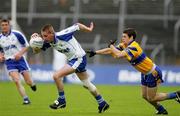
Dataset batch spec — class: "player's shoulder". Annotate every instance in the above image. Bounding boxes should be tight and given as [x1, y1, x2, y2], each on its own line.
[126, 41, 140, 52]
[11, 30, 24, 36]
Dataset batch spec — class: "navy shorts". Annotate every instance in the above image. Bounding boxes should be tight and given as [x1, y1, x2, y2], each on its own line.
[68, 56, 87, 73]
[141, 66, 164, 88]
[5, 57, 30, 74]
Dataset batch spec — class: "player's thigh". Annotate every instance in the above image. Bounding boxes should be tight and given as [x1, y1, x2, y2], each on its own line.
[147, 86, 158, 100]
[9, 71, 20, 82]
[21, 71, 32, 82]
[54, 64, 75, 78]
[141, 85, 148, 98]
[76, 71, 89, 80]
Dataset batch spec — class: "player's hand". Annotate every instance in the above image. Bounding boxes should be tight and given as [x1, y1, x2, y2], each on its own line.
[86, 50, 96, 57]
[78, 22, 94, 32]
[108, 39, 117, 48]
[14, 53, 22, 61]
[0, 53, 5, 62]
[31, 33, 40, 38]
[88, 22, 94, 32]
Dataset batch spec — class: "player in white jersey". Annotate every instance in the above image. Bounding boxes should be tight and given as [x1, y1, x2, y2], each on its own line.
[31, 22, 109, 113]
[0, 18, 36, 105]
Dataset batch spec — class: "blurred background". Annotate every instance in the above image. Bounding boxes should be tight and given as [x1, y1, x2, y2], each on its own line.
[0, 0, 180, 85]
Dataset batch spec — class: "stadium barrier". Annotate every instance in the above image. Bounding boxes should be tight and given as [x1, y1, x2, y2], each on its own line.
[1, 64, 180, 85]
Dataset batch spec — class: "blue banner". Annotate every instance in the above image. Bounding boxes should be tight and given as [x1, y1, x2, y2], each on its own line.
[1, 64, 180, 86]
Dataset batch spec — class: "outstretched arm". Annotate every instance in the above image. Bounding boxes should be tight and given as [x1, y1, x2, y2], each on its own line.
[77, 22, 94, 32]
[86, 48, 112, 58]
[110, 45, 126, 58]
[96, 48, 112, 55]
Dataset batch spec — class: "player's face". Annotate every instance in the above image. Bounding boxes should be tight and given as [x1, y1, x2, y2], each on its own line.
[121, 33, 130, 45]
[0, 22, 10, 34]
[41, 30, 54, 42]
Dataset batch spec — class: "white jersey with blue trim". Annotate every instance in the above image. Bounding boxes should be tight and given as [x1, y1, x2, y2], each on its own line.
[43, 24, 86, 60]
[0, 30, 29, 60]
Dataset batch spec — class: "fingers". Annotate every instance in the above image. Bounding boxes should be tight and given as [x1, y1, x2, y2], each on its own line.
[31, 33, 40, 38]
[108, 39, 117, 47]
[89, 22, 94, 31]
[85, 50, 96, 58]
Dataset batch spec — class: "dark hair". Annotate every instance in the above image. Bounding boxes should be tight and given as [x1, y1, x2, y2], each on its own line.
[0, 18, 10, 24]
[123, 28, 137, 40]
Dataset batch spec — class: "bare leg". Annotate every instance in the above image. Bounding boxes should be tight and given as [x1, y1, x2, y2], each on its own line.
[147, 86, 168, 102]
[9, 71, 27, 98]
[146, 86, 168, 114]
[49, 64, 75, 109]
[53, 64, 75, 91]
[141, 85, 160, 109]
[21, 71, 35, 86]
[9, 71, 30, 104]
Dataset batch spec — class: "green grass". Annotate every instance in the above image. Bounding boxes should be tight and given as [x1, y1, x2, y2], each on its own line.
[0, 82, 179, 116]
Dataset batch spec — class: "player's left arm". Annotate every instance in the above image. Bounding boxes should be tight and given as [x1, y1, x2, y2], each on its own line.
[77, 22, 94, 32]
[14, 47, 28, 60]
[110, 44, 126, 58]
[96, 48, 112, 55]
[14, 31, 29, 60]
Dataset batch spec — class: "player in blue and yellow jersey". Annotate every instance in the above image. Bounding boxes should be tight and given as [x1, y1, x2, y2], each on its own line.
[87, 28, 180, 115]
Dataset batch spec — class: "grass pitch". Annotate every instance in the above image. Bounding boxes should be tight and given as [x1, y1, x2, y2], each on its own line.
[0, 82, 179, 116]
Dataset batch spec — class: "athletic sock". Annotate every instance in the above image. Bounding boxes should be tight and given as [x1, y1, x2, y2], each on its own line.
[95, 95, 106, 106]
[167, 92, 177, 99]
[23, 96, 30, 101]
[58, 91, 66, 103]
[156, 104, 166, 112]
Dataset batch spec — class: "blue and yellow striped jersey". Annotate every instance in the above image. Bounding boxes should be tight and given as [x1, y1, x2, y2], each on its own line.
[122, 41, 154, 74]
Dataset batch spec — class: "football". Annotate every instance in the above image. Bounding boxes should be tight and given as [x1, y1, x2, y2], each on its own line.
[29, 33, 44, 49]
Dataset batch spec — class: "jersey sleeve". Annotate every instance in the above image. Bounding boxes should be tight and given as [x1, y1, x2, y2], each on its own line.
[55, 24, 80, 41]
[12, 31, 29, 47]
[122, 47, 138, 61]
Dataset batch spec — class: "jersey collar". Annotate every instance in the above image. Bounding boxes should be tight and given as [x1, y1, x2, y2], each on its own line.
[128, 40, 134, 46]
[2, 29, 11, 37]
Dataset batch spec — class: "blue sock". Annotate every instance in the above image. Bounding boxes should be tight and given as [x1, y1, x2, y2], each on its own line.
[95, 95, 106, 106]
[58, 91, 66, 103]
[157, 105, 166, 112]
[167, 92, 177, 99]
[23, 96, 30, 101]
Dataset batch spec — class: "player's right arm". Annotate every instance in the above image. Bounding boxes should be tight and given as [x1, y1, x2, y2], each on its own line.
[77, 22, 94, 32]
[86, 48, 112, 57]
[96, 48, 112, 55]
[110, 45, 126, 58]
[0, 50, 5, 62]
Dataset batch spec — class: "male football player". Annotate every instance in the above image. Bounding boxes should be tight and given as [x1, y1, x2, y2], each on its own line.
[31, 22, 109, 113]
[0, 18, 36, 105]
[87, 28, 180, 115]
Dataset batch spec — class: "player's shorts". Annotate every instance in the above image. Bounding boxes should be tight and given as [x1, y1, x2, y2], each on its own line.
[68, 56, 87, 73]
[141, 66, 164, 88]
[5, 57, 30, 74]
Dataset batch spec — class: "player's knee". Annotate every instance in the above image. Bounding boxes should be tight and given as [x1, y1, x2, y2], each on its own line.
[53, 73, 60, 80]
[81, 79, 97, 92]
[25, 80, 32, 85]
[12, 77, 20, 84]
[147, 96, 156, 102]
